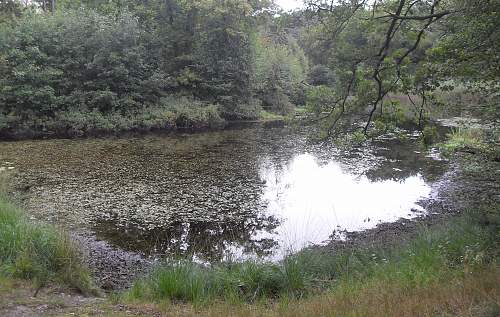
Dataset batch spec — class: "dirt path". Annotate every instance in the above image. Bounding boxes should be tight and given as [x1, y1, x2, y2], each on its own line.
[0, 278, 165, 317]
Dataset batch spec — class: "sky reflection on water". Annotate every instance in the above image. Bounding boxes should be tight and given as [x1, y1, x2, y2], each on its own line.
[256, 153, 430, 257]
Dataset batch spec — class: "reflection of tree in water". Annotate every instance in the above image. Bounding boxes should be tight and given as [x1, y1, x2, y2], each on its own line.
[92, 214, 280, 262]
[364, 138, 447, 183]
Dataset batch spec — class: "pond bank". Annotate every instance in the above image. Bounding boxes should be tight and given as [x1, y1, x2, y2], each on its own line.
[0, 118, 286, 141]
[324, 150, 499, 251]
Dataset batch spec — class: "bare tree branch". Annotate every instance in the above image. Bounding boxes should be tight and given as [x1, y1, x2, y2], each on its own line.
[377, 10, 453, 21]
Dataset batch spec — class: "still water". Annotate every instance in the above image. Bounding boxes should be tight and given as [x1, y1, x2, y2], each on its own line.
[0, 125, 446, 261]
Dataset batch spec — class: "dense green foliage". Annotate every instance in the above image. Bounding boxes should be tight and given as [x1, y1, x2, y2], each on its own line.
[0, 0, 308, 137]
[1, 0, 497, 138]
[254, 36, 308, 114]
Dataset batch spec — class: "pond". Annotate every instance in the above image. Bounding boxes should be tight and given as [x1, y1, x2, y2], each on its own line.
[0, 124, 446, 262]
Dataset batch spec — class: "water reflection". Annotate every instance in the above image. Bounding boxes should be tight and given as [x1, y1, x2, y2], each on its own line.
[259, 153, 430, 256]
[365, 138, 445, 182]
[0, 126, 447, 261]
[91, 217, 280, 262]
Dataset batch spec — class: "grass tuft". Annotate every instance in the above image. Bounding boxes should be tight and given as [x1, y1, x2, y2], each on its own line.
[0, 195, 96, 295]
[260, 110, 286, 121]
[440, 127, 487, 154]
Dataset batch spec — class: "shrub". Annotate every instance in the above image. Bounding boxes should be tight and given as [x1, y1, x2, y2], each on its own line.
[307, 64, 335, 86]
[305, 85, 337, 116]
[0, 114, 8, 130]
[232, 100, 263, 120]
[133, 108, 176, 130]
[261, 89, 295, 115]
[161, 97, 225, 129]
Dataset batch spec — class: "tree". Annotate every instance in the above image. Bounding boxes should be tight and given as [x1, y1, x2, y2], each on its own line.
[302, 0, 499, 138]
[426, 0, 500, 117]
[0, 0, 23, 25]
[0, 10, 152, 118]
[193, 0, 256, 116]
[33, 0, 56, 12]
[0, 0, 279, 134]
[254, 36, 309, 113]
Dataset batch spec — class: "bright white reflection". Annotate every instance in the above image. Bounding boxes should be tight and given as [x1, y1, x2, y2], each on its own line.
[260, 154, 430, 254]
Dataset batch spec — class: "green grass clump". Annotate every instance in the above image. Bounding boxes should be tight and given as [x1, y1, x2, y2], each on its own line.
[127, 259, 314, 305]
[151, 262, 208, 303]
[0, 196, 96, 294]
[422, 125, 439, 145]
[439, 127, 487, 155]
[260, 110, 286, 121]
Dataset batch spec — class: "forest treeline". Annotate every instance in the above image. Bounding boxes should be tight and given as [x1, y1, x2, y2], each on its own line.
[0, 0, 309, 137]
[0, 0, 498, 138]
